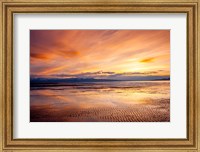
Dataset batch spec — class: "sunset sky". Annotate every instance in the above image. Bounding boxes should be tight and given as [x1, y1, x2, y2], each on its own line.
[30, 30, 170, 80]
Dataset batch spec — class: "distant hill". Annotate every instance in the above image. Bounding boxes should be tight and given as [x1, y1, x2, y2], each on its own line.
[30, 76, 170, 84]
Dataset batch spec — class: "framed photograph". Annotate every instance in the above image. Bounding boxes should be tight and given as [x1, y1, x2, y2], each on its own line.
[0, 0, 199, 151]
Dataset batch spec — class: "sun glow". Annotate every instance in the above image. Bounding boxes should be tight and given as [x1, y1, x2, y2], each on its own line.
[30, 30, 170, 79]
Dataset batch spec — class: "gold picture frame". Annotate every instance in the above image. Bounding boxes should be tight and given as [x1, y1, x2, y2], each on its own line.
[0, 0, 199, 151]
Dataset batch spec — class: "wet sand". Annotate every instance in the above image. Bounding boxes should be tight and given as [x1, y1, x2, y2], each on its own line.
[30, 81, 170, 122]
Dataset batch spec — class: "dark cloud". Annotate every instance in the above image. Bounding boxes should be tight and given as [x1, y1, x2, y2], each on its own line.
[31, 70, 164, 81]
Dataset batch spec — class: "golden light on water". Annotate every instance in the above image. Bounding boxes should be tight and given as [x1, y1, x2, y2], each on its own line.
[30, 30, 170, 122]
[30, 81, 170, 122]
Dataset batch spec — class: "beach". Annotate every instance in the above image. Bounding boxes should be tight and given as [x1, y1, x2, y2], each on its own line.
[30, 81, 170, 122]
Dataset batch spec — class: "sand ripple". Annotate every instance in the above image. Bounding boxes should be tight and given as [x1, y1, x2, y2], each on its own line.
[31, 99, 169, 122]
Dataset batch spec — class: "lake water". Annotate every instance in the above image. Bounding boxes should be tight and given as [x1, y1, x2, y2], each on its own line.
[30, 81, 170, 122]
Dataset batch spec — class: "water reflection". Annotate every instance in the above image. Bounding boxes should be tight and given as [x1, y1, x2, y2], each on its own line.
[30, 81, 170, 122]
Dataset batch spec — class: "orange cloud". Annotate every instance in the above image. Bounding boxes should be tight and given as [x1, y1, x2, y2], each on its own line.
[40, 65, 68, 75]
[140, 57, 155, 63]
[30, 30, 170, 77]
[31, 53, 52, 60]
[59, 50, 81, 58]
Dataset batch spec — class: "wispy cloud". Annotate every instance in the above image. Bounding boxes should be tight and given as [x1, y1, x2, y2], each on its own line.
[140, 57, 155, 63]
[30, 30, 170, 78]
